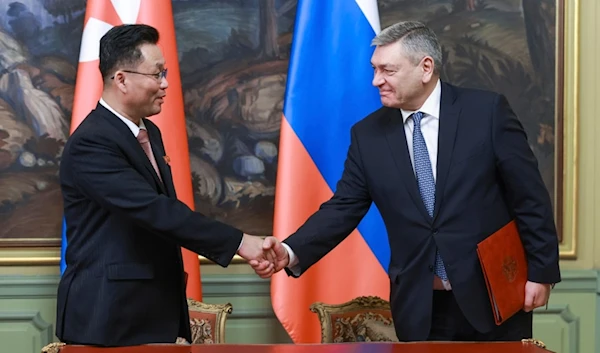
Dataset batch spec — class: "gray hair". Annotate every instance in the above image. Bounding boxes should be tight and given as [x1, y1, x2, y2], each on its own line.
[371, 21, 442, 75]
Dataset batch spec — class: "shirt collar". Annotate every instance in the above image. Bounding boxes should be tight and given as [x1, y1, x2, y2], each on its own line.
[400, 79, 441, 123]
[99, 98, 146, 137]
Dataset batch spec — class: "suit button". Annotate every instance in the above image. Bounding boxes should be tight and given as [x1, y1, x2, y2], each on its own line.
[433, 229, 439, 235]
[428, 265, 434, 272]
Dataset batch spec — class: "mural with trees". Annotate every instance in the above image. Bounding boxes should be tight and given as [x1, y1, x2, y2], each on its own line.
[0, 0, 560, 246]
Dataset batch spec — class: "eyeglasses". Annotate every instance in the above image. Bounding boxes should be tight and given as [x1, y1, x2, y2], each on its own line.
[111, 68, 168, 81]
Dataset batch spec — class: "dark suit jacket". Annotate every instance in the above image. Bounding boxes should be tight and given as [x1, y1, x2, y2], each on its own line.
[284, 82, 561, 341]
[57, 103, 243, 346]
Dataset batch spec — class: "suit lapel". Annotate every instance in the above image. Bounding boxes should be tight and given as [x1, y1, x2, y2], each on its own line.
[96, 104, 168, 194]
[145, 120, 177, 197]
[384, 108, 431, 222]
[433, 82, 461, 221]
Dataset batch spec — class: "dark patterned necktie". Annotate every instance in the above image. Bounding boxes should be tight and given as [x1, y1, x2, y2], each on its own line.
[412, 111, 447, 280]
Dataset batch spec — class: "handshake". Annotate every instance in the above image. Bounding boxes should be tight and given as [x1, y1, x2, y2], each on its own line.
[237, 234, 292, 278]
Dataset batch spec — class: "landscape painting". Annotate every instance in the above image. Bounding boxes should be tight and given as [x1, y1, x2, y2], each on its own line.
[0, 0, 563, 251]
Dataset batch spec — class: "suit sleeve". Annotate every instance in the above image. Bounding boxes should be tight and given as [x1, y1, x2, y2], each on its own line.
[283, 125, 373, 276]
[491, 94, 561, 284]
[68, 132, 242, 267]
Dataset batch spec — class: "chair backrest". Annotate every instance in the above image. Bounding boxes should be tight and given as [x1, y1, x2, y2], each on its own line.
[310, 295, 398, 343]
[187, 298, 233, 344]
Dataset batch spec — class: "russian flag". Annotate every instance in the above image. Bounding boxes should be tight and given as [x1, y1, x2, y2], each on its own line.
[271, 0, 390, 343]
[59, 0, 202, 300]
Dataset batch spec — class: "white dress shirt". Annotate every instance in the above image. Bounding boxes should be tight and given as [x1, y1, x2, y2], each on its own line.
[283, 80, 443, 277]
[99, 98, 148, 134]
[400, 79, 441, 181]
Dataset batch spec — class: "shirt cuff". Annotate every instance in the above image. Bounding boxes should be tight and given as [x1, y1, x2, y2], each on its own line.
[281, 242, 301, 276]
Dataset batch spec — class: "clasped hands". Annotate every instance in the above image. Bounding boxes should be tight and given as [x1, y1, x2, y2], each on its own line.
[237, 234, 290, 278]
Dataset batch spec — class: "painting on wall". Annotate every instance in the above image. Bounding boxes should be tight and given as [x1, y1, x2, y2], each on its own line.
[0, 0, 83, 247]
[0, 0, 572, 259]
[0, 0, 296, 248]
[173, 0, 295, 236]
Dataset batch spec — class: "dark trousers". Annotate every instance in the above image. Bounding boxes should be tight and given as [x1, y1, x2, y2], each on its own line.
[428, 290, 532, 341]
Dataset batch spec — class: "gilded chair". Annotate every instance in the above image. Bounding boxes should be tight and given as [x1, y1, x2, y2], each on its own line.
[186, 298, 233, 344]
[40, 300, 233, 349]
[521, 338, 547, 348]
[310, 295, 398, 343]
[41, 342, 65, 353]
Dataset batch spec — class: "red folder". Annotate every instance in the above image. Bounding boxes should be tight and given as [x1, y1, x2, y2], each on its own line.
[476, 220, 527, 325]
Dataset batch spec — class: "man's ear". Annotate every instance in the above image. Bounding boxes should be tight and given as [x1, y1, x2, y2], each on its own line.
[113, 71, 128, 93]
[421, 56, 435, 83]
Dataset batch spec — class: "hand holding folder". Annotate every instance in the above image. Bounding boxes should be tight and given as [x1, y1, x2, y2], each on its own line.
[476, 220, 527, 325]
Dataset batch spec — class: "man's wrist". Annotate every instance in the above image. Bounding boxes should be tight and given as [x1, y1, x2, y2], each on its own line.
[280, 242, 297, 268]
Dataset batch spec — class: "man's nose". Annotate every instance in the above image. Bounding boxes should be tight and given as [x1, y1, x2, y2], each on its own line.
[372, 72, 384, 87]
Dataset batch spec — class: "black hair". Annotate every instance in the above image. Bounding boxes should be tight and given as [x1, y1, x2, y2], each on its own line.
[98, 24, 159, 82]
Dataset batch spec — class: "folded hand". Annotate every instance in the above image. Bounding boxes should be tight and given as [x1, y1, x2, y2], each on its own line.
[248, 236, 289, 278]
[523, 281, 551, 312]
[238, 234, 290, 278]
[237, 234, 275, 278]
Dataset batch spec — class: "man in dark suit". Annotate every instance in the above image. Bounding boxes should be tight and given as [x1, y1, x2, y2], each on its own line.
[257, 21, 561, 341]
[57, 24, 274, 346]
